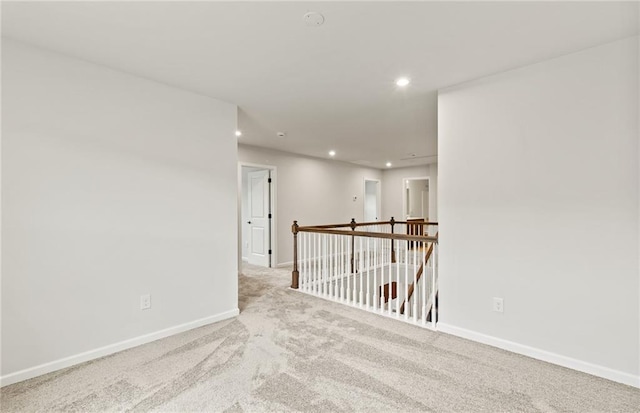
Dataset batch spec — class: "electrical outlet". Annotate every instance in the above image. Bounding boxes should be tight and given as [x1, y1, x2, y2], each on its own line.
[140, 294, 151, 310]
[492, 297, 504, 313]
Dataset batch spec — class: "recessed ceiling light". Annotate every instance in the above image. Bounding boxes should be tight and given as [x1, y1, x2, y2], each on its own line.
[386, 162, 392, 167]
[235, 130, 242, 137]
[395, 77, 410, 87]
[329, 150, 336, 157]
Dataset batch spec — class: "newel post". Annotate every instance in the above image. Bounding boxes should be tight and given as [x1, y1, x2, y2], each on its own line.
[291, 221, 299, 289]
[390, 216, 396, 263]
[350, 218, 356, 274]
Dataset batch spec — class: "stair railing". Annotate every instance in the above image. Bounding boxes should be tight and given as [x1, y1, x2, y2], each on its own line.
[291, 218, 439, 329]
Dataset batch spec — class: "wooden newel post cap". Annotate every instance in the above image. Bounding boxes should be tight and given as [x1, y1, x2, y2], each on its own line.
[292, 221, 299, 233]
[350, 218, 356, 230]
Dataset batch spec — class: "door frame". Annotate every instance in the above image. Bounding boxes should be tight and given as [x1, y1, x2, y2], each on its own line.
[402, 176, 430, 220]
[363, 178, 382, 222]
[239, 162, 277, 268]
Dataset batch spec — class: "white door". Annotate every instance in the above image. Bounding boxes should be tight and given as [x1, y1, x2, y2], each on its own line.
[364, 180, 380, 221]
[248, 169, 271, 267]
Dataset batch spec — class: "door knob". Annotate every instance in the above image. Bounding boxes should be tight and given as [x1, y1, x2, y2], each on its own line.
[247, 221, 252, 224]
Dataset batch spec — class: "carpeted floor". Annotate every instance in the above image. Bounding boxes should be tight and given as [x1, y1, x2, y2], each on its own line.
[2, 264, 639, 412]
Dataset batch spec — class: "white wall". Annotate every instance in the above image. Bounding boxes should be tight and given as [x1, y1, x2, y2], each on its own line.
[1, 40, 239, 383]
[381, 164, 437, 221]
[238, 144, 382, 266]
[429, 163, 438, 221]
[438, 37, 639, 386]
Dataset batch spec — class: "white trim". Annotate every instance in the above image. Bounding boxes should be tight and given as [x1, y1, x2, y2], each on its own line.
[0, 308, 239, 388]
[437, 322, 640, 389]
[277, 261, 293, 268]
[241, 257, 249, 263]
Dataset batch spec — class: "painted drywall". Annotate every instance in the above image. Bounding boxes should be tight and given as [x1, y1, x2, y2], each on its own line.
[238, 145, 382, 266]
[1, 40, 238, 379]
[438, 37, 639, 384]
[381, 165, 437, 222]
[428, 163, 438, 222]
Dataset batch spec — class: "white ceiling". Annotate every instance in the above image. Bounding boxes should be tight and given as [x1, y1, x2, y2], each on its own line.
[2, 1, 638, 169]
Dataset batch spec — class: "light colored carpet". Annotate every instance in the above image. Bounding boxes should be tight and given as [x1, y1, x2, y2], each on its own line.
[2, 264, 639, 412]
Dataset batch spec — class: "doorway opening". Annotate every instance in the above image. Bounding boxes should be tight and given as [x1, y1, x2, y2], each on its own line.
[240, 163, 276, 268]
[363, 178, 381, 222]
[402, 177, 429, 221]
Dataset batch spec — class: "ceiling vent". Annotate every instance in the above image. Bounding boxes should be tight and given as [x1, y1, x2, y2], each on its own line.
[400, 154, 438, 161]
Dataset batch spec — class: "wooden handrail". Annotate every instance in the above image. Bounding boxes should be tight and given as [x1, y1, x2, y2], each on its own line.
[298, 220, 438, 230]
[302, 220, 391, 229]
[296, 227, 438, 242]
[400, 242, 435, 315]
[394, 221, 439, 226]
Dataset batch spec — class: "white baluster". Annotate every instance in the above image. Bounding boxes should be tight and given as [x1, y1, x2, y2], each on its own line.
[331, 234, 336, 299]
[301, 232, 306, 291]
[422, 242, 427, 325]
[309, 232, 313, 293]
[395, 239, 400, 317]
[389, 238, 394, 317]
[359, 236, 364, 307]
[347, 236, 352, 304]
[411, 241, 425, 323]
[331, 234, 335, 299]
[324, 234, 328, 297]
[308, 233, 312, 294]
[353, 237, 358, 304]
[373, 235, 377, 311]
[325, 234, 330, 298]
[322, 234, 327, 297]
[432, 241, 437, 328]
[340, 235, 345, 302]
[404, 240, 409, 321]
[315, 232, 320, 295]
[310, 233, 314, 294]
[309, 232, 312, 294]
[366, 233, 371, 309]
[380, 236, 386, 312]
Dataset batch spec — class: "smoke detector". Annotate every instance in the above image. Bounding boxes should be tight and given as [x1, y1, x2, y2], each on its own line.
[303, 12, 325, 26]
[277, 132, 286, 138]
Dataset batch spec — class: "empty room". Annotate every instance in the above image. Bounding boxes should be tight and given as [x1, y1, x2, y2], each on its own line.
[1, 1, 639, 412]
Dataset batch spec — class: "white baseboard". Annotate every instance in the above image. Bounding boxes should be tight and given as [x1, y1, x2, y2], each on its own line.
[276, 261, 293, 268]
[0, 308, 239, 388]
[437, 322, 639, 389]
[241, 257, 248, 263]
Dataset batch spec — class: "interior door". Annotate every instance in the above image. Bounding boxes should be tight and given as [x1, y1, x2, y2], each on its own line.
[247, 169, 271, 267]
[364, 180, 380, 221]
